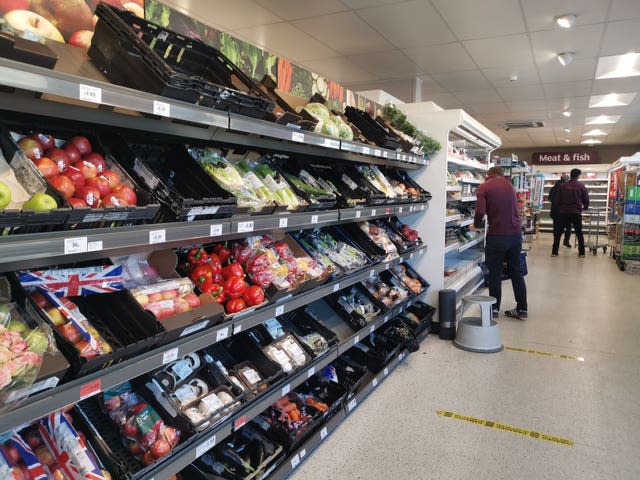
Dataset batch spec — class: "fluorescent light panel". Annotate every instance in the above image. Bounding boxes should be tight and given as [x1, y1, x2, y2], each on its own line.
[596, 53, 640, 79]
[555, 14, 576, 28]
[562, 111, 572, 117]
[581, 138, 602, 144]
[585, 115, 620, 125]
[582, 129, 608, 136]
[588, 93, 636, 108]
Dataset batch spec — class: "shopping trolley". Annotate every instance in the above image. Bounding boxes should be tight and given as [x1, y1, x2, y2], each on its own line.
[583, 207, 608, 255]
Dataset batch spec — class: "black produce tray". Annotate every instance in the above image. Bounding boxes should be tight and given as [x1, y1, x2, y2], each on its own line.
[385, 168, 432, 204]
[274, 161, 337, 211]
[0, 31, 57, 69]
[371, 218, 416, 254]
[337, 164, 391, 206]
[259, 75, 318, 130]
[400, 301, 436, 335]
[89, 3, 275, 119]
[335, 222, 388, 263]
[388, 262, 430, 296]
[280, 307, 339, 358]
[294, 375, 348, 420]
[344, 106, 401, 150]
[323, 355, 368, 398]
[325, 283, 381, 331]
[100, 131, 240, 222]
[307, 163, 373, 208]
[246, 322, 312, 375]
[385, 216, 424, 249]
[348, 332, 403, 373]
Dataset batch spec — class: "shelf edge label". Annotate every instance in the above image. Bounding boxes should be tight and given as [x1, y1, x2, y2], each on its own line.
[149, 229, 166, 244]
[79, 379, 102, 400]
[291, 131, 305, 143]
[64, 237, 88, 254]
[196, 435, 217, 458]
[79, 84, 102, 104]
[153, 100, 171, 117]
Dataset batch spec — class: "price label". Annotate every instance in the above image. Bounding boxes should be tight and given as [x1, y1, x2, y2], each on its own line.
[372, 378, 378, 387]
[275, 305, 284, 316]
[279, 217, 288, 228]
[362, 146, 370, 155]
[383, 315, 389, 323]
[320, 427, 328, 440]
[237, 221, 254, 233]
[79, 84, 102, 104]
[399, 352, 405, 361]
[323, 138, 339, 148]
[162, 348, 179, 365]
[421, 204, 426, 211]
[353, 335, 360, 344]
[234, 416, 247, 431]
[398, 206, 403, 213]
[210, 224, 223, 237]
[233, 324, 242, 335]
[385, 263, 390, 271]
[153, 100, 171, 117]
[290, 454, 300, 469]
[370, 325, 375, 334]
[216, 328, 229, 342]
[409, 252, 414, 259]
[281, 384, 291, 396]
[196, 436, 217, 458]
[307, 366, 315, 378]
[383, 151, 388, 158]
[79, 379, 102, 400]
[291, 131, 305, 143]
[355, 210, 361, 218]
[149, 230, 166, 244]
[383, 367, 389, 376]
[64, 237, 88, 254]
[311, 214, 319, 224]
[374, 149, 381, 156]
[370, 209, 377, 216]
[180, 321, 208, 337]
[409, 206, 414, 212]
[369, 269, 375, 278]
[347, 399, 357, 411]
[299, 449, 306, 459]
[332, 283, 340, 293]
[87, 241, 103, 252]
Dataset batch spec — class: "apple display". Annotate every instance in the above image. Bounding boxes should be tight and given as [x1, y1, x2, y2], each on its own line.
[147, 292, 163, 303]
[29, 132, 55, 151]
[183, 292, 200, 308]
[17, 137, 44, 161]
[74, 186, 101, 207]
[150, 438, 171, 459]
[112, 184, 137, 205]
[30, 291, 49, 309]
[57, 323, 82, 343]
[102, 194, 127, 208]
[173, 297, 189, 314]
[69, 29, 93, 50]
[49, 175, 75, 199]
[23, 192, 57, 211]
[68, 136, 92, 155]
[85, 176, 111, 197]
[0, 180, 12, 210]
[83, 152, 107, 174]
[161, 289, 178, 300]
[34, 157, 58, 178]
[47, 147, 70, 173]
[100, 169, 121, 190]
[29, 0, 93, 40]
[78, 161, 98, 179]
[46, 307, 65, 327]
[3, 10, 64, 42]
[62, 165, 85, 188]
[62, 143, 81, 164]
[68, 197, 88, 208]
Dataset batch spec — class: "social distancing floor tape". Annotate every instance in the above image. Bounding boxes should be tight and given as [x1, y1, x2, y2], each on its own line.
[436, 410, 574, 447]
[505, 346, 585, 362]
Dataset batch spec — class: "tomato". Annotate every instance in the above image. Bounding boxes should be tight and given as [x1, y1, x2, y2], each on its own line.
[222, 262, 245, 280]
[243, 285, 265, 307]
[213, 244, 231, 263]
[225, 298, 246, 314]
[208, 252, 222, 275]
[189, 265, 213, 287]
[223, 276, 248, 299]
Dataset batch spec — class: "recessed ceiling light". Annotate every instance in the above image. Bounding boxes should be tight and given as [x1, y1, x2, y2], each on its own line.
[595, 53, 640, 79]
[585, 115, 621, 125]
[583, 129, 607, 136]
[563, 128, 571, 133]
[588, 93, 637, 108]
[562, 111, 572, 117]
[555, 14, 576, 28]
[564, 138, 571, 143]
[557, 52, 574, 66]
[581, 138, 602, 144]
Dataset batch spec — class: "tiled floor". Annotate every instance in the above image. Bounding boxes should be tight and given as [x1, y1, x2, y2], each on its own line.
[290, 235, 640, 480]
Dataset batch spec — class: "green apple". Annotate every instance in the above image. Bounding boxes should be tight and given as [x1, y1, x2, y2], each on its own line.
[0, 180, 11, 210]
[23, 193, 57, 212]
[26, 330, 49, 354]
[7, 319, 29, 335]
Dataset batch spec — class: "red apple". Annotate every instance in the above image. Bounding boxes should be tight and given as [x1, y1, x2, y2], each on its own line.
[161, 289, 179, 300]
[29, 132, 55, 151]
[47, 148, 70, 173]
[128, 441, 142, 456]
[18, 137, 44, 161]
[68, 136, 92, 155]
[57, 323, 82, 343]
[112, 184, 137, 205]
[75, 186, 101, 208]
[62, 165, 85, 189]
[148, 292, 163, 303]
[83, 152, 107, 174]
[150, 438, 171, 459]
[62, 143, 81, 164]
[102, 194, 127, 208]
[74, 339, 98, 359]
[100, 169, 121, 190]
[78, 161, 98, 179]
[68, 197, 88, 208]
[49, 175, 75, 199]
[69, 29, 94, 50]
[2, 444, 20, 466]
[122, 422, 139, 437]
[183, 292, 201, 308]
[85, 176, 111, 197]
[158, 307, 176, 320]
[142, 451, 154, 466]
[34, 157, 58, 178]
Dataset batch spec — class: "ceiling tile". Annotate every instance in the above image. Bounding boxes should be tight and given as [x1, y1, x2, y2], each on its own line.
[302, 57, 374, 83]
[431, 0, 526, 40]
[348, 50, 423, 79]
[546, 96, 589, 109]
[234, 23, 336, 62]
[543, 81, 593, 98]
[255, 0, 346, 20]
[609, 0, 640, 22]
[464, 34, 534, 68]
[497, 84, 545, 101]
[455, 89, 503, 104]
[403, 43, 477, 74]
[417, 75, 449, 96]
[161, 0, 281, 30]
[422, 93, 464, 109]
[293, 11, 393, 54]
[341, 0, 403, 8]
[483, 64, 541, 86]
[591, 77, 640, 95]
[530, 24, 604, 64]
[357, 0, 455, 48]
[466, 102, 510, 114]
[537, 58, 596, 82]
[521, 0, 609, 32]
[600, 19, 640, 56]
[507, 99, 549, 112]
[431, 70, 492, 91]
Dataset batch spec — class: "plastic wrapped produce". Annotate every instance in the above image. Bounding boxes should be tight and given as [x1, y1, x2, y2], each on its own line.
[359, 221, 399, 261]
[337, 287, 380, 320]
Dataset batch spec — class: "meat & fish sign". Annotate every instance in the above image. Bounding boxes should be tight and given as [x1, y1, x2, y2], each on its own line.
[531, 151, 600, 165]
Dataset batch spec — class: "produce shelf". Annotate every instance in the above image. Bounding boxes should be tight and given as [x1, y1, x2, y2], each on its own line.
[0, 245, 427, 435]
[446, 185, 462, 192]
[445, 265, 483, 294]
[458, 236, 484, 252]
[459, 218, 474, 227]
[447, 156, 488, 171]
[444, 241, 460, 254]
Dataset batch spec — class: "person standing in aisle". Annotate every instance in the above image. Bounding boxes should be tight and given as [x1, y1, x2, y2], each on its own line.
[473, 166, 528, 320]
[549, 174, 572, 248]
[551, 168, 590, 258]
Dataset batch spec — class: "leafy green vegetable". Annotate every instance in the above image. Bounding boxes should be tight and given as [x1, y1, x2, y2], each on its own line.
[382, 103, 441, 158]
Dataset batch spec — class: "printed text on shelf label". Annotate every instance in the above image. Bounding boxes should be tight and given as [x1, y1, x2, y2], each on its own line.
[79, 84, 102, 104]
[196, 436, 217, 458]
[279, 217, 288, 228]
[237, 221, 254, 233]
[153, 100, 170, 117]
[162, 348, 179, 365]
[210, 224, 223, 237]
[149, 230, 166, 244]
[64, 237, 87, 254]
[320, 427, 328, 439]
[291, 131, 305, 143]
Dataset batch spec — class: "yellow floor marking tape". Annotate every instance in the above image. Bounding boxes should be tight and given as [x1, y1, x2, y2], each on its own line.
[505, 346, 585, 362]
[437, 410, 574, 447]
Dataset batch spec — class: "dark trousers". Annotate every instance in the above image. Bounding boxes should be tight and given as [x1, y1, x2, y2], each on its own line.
[551, 215, 571, 245]
[485, 234, 527, 312]
[553, 214, 584, 255]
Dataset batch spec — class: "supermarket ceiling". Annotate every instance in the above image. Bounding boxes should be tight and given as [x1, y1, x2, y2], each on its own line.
[160, 0, 640, 149]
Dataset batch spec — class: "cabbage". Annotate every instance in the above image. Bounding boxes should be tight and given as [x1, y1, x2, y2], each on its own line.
[335, 116, 354, 140]
[304, 102, 331, 121]
[322, 118, 340, 138]
[313, 119, 324, 134]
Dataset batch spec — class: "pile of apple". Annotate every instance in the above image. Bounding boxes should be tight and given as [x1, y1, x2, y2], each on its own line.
[130, 281, 202, 321]
[18, 133, 138, 209]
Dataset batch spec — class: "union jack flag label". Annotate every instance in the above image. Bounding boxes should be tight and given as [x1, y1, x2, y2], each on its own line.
[19, 265, 124, 297]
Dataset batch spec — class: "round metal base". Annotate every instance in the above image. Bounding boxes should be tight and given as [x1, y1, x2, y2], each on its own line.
[453, 317, 503, 353]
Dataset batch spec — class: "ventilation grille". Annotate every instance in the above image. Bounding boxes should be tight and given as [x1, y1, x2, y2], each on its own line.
[504, 120, 544, 129]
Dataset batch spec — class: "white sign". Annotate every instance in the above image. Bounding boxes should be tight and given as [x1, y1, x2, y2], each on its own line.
[233, 324, 242, 335]
[281, 384, 291, 396]
[370, 325, 375, 334]
[362, 147, 370, 155]
[279, 217, 288, 228]
[210, 224, 223, 237]
[196, 436, 217, 458]
[370, 209, 377, 216]
[332, 283, 340, 292]
[64, 237, 87, 254]
[153, 100, 171, 117]
[290, 454, 301, 469]
[384, 367, 389, 376]
[79, 84, 102, 104]
[372, 378, 378, 387]
[311, 215, 319, 224]
[291, 131, 305, 143]
[87, 241, 103, 252]
[216, 328, 229, 342]
[320, 427, 328, 440]
[347, 399, 357, 411]
[237, 221, 254, 233]
[180, 321, 209, 337]
[353, 335, 360, 344]
[307, 366, 315, 378]
[149, 230, 166, 244]
[275, 305, 284, 316]
[162, 348, 179, 365]
[323, 138, 339, 148]
[355, 210, 361, 218]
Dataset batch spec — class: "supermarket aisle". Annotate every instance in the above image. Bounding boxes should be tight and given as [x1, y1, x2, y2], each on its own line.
[290, 234, 640, 480]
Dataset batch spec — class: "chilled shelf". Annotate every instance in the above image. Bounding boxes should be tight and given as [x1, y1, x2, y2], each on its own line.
[458, 236, 484, 252]
[446, 185, 462, 192]
[445, 265, 483, 293]
[445, 241, 460, 254]
[458, 177, 482, 184]
[447, 156, 489, 171]
[445, 214, 462, 223]
[459, 218, 474, 227]
[460, 196, 477, 202]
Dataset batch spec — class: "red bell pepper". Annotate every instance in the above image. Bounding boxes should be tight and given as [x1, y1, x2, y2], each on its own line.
[243, 285, 265, 307]
[208, 253, 222, 275]
[225, 298, 246, 314]
[212, 244, 231, 264]
[222, 262, 245, 280]
[190, 264, 213, 287]
[223, 276, 248, 299]
[201, 282, 227, 303]
[187, 247, 210, 266]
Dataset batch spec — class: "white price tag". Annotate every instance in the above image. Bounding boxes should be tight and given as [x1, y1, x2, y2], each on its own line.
[307, 366, 315, 378]
[383, 315, 389, 323]
[372, 378, 378, 387]
[353, 335, 360, 344]
[299, 449, 307, 460]
[216, 328, 229, 342]
[370, 325, 375, 334]
[370, 209, 377, 216]
[399, 352, 405, 361]
[347, 399, 357, 411]
[383, 151, 388, 158]
[383, 367, 389, 376]
[385, 263, 390, 271]
[332, 283, 340, 292]
[275, 305, 284, 316]
[311, 214, 319, 224]
[369, 269, 375, 278]
[196, 436, 217, 458]
[398, 206, 403, 213]
[409, 206, 414, 212]
[87, 241, 103, 252]
[281, 384, 291, 396]
[237, 221, 254, 233]
[291, 131, 305, 143]
[409, 252, 414, 259]
[79, 84, 102, 104]
[180, 321, 209, 337]
[233, 324, 243, 335]
[421, 204, 425, 211]
[149, 230, 166, 244]
[153, 100, 171, 117]
[279, 217, 288, 228]
[362, 146, 371, 155]
[64, 237, 87, 254]
[355, 210, 361, 218]
[290, 454, 300, 469]
[320, 427, 328, 440]
[162, 348, 179, 365]
[323, 138, 339, 148]
[210, 224, 223, 237]
[374, 149, 381, 156]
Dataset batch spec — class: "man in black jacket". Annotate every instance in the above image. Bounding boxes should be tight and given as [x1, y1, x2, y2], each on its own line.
[552, 168, 590, 257]
[548, 174, 571, 248]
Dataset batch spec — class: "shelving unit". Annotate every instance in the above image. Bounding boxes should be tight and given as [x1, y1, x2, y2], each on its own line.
[398, 102, 501, 304]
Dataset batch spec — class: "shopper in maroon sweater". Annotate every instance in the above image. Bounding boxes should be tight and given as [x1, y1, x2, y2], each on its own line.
[552, 168, 590, 257]
[473, 167, 527, 319]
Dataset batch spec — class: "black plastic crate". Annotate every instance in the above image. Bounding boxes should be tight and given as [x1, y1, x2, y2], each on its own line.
[344, 106, 401, 150]
[89, 3, 275, 119]
[325, 283, 382, 330]
[306, 163, 373, 209]
[385, 168, 432, 204]
[322, 355, 368, 398]
[400, 301, 436, 335]
[388, 262, 430, 296]
[280, 307, 339, 358]
[273, 160, 337, 211]
[335, 222, 388, 264]
[348, 332, 403, 372]
[246, 321, 313, 375]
